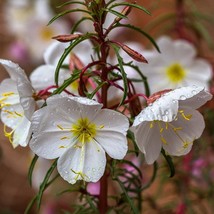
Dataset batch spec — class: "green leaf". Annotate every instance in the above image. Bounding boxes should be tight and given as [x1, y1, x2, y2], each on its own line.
[56, 0, 86, 8]
[48, 9, 91, 25]
[24, 195, 37, 214]
[52, 71, 81, 95]
[88, 81, 107, 99]
[109, 2, 150, 15]
[116, 178, 139, 214]
[85, 195, 99, 213]
[114, 23, 160, 52]
[71, 17, 93, 34]
[104, 8, 127, 19]
[127, 130, 139, 156]
[112, 45, 128, 106]
[27, 155, 38, 186]
[161, 149, 175, 177]
[37, 159, 58, 209]
[124, 63, 150, 97]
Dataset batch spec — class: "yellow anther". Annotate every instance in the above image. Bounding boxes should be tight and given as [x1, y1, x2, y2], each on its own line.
[173, 127, 182, 132]
[4, 125, 15, 145]
[160, 128, 164, 133]
[57, 125, 64, 130]
[14, 111, 22, 117]
[59, 145, 67, 149]
[60, 136, 69, 140]
[71, 169, 88, 181]
[161, 137, 167, 144]
[73, 144, 82, 149]
[150, 122, 154, 128]
[3, 110, 22, 118]
[2, 92, 15, 97]
[99, 125, 104, 129]
[165, 123, 169, 129]
[183, 141, 190, 148]
[179, 110, 192, 121]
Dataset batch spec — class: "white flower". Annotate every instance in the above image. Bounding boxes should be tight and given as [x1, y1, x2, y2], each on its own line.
[5, 0, 69, 61]
[143, 36, 213, 93]
[0, 59, 35, 147]
[131, 86, 212, 164]
[30, 39, 94, 93]
[30, 95, 129, 184]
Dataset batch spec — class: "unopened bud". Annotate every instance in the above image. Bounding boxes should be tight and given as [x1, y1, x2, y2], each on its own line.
[69, 53, 85, 71]
[121, 44, 148, 63]
[115, 5, 132, 22]
[147, 89, 172, 105]
[52, 34, 82, 43]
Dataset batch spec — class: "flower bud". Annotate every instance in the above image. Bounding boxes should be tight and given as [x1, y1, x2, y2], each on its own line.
[121, 44, 148, 63]
[115, 5, 132, 22]
[52, 34, 82, 43]
[147, 89, 172, 105]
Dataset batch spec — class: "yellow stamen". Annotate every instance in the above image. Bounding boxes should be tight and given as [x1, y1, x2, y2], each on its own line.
[179, 110, 192, 121]
[161, 137, 167, 144]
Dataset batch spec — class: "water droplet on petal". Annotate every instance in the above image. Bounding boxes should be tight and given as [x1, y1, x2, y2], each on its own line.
[192, 90, 197, 95]
[179, 95, 186, 100]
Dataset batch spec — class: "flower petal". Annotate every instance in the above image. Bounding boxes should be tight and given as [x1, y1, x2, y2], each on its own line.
[30, 65, 71, 91]
[0, 59, 28, 81]
[30, 131, 76, 159]
[163, 108, 205, 156]
[166, 86, 212, 109]
[13, 116, 31, 147]
[132, 121, 162, 164]
[95, 130, 128, 159]
[44, 41, 69, 66]
[92, 109, 129, 134]
[0, 79, 19, 105]
[17, 77, 36, 120]
[57, 141, 106, 184]
[133, 95, 179, 126]
[46, 96, 103, 122]
[1, 104, 24, 129]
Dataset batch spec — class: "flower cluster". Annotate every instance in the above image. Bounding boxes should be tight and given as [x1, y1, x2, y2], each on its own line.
[0, 0, 213, 212]
[0, 53, 212, 183]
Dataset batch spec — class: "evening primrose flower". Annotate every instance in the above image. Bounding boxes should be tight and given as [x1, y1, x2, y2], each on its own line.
[5, 0, 69, 62]
[0, 59, 36, 147]
[131, 86, 212, 164]
[143, 36, 213, 93]
[30, 95, 129, 184]
[30, 39, 94, 93]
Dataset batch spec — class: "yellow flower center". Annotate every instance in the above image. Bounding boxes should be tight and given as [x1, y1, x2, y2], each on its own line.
[57, 117, 98, 145]
[71, 118, 97, 144]
[69, 80, 79, 92]
[166, 63, 186, 83]
[40, 27, 54, 41]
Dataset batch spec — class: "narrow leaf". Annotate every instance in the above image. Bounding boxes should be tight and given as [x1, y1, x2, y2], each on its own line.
[54, 36, 89, 86]
[115, 23, 160, 52]
[48, 9, 91, 25]
[109, 2, 150, 15]
[112, 45, 128, 106]
[161, 149, 175, 177]
[27, 155, 38, 186]
[37, 159, 58, 209]
[116, 178, 139, 214]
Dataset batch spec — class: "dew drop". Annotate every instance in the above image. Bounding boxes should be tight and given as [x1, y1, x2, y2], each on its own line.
[179, 95, 186, 100]
[192, 90, 197, 95]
